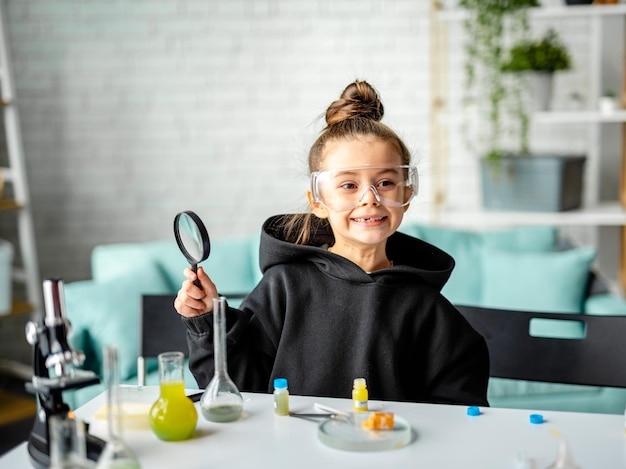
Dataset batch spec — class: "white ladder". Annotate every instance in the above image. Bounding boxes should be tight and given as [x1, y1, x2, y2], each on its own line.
[0, 3, 41, 315]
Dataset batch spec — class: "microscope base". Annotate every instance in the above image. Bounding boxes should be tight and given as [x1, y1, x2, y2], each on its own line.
[27, 411, 106, 468]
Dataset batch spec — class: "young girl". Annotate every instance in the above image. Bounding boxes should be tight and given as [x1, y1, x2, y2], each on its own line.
[175, 80, 489, 406]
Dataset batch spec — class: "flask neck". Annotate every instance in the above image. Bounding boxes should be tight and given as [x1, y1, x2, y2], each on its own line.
[158, 351, 185, 384]
[104, 345, 122, 439]
[213, 297, 230, 378]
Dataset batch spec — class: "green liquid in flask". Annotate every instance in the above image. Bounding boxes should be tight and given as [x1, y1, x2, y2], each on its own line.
[200, 297, 244, 423]
[201, 403, 243, 422]
[149, 381, 198, 441]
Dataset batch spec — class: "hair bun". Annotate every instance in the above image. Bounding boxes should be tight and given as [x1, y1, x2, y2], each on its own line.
[325, 80, 384, 126]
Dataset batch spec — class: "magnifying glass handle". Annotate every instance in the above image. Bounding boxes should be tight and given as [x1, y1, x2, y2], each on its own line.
[192, 264, 202, 289]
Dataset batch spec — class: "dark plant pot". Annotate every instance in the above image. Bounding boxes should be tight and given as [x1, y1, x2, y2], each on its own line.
[564, 0, 592, 4]
[480, 154, 586, 212]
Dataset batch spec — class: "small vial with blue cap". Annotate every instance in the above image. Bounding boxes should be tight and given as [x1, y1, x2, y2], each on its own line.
[274, 378, 289, 416]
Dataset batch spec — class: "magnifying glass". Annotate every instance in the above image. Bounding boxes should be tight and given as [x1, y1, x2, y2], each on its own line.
[173, 211, 211, 287]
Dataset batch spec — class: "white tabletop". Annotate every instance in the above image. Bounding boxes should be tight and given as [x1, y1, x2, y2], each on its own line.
[2, 387, 625, 468]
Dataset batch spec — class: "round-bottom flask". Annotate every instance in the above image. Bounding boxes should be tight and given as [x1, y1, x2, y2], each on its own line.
[149, 351, 198, 441]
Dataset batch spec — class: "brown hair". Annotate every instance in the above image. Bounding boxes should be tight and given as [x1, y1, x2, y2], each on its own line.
[283, 80, 412, 245]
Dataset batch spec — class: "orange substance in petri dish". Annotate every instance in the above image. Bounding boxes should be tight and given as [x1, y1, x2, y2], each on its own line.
[362, 412, 394, 430]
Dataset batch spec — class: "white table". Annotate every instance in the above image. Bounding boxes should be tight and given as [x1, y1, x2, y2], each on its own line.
[2, 387, 625, 468]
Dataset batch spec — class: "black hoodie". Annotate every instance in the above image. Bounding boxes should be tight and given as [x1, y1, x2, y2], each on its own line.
[183, 215, 489, 406]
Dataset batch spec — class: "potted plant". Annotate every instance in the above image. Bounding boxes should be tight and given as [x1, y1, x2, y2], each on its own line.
[460, 4, 585, 212]
[459, 0, 538, 166]
[501, 28, 572, 111]
[599, 90, 619, 114]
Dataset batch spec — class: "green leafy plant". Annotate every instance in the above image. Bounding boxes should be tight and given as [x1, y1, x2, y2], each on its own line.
[501, 28, 572, 73]
[459, 0, 539, 166]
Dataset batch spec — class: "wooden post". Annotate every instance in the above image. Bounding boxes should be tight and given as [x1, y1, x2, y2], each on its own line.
[429, 1, 449, 222]
[621, 121, 626, 292]
[621, 14, 626, 293]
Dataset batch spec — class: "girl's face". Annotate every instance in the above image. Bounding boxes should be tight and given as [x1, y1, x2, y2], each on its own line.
[309, 135, 410, 256]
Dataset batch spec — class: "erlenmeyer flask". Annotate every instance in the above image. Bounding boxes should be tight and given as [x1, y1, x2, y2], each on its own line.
[96, 345, 141, 468]
[200, 296, 243, 422]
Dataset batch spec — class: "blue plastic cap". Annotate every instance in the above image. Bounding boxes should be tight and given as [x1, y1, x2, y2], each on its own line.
[466, 406, 481, 417]
[274, 378, 288, 389]
[529, 414, 544, 424]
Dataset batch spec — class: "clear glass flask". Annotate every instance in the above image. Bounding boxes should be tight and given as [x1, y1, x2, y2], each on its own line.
[49, 415, 93, 469]
[149, 351, 198, 441]
[96, 345, 141, 469]
[200, 296, 243, 422]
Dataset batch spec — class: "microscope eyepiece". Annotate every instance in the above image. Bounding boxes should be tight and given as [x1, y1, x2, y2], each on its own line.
[41, 278, 84, 377]
[43, 278, 67, 326]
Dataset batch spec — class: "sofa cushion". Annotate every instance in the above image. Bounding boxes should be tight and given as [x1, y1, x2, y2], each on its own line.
[202, 235, 260, 297]
[481, 226, 558, 251]
[481, 246, 596, 314]
[488, 377, 601, 398]
[65, 269, 171, 381]
[399, 224, 557, 305]
[90, 241, 174, 282]
[144, 240, 192, 291]
[145, 236, 260, 298]
[584, 293, 626, 316]
[488, 384, 626, 414]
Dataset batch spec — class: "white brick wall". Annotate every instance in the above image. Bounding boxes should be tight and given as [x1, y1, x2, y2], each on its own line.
[0, 0, 624, 363]
[0, 0, 622, 289]
[2, 0, 431, 282]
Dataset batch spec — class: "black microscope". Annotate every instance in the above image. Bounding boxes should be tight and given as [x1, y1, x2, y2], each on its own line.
[24, 278, 106, 468]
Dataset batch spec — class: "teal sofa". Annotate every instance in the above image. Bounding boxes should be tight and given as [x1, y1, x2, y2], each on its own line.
[63, 223, 626, 414]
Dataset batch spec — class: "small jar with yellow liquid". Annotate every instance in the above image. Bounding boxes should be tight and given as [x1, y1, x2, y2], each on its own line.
[352, 378, 368, 412]
[149, 351, 198, 441]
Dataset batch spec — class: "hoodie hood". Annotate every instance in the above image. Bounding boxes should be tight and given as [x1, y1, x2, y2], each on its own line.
[259, 214, 455, 292]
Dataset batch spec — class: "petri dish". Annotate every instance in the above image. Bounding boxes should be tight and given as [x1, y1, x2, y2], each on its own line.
[317, 414, 412, 452]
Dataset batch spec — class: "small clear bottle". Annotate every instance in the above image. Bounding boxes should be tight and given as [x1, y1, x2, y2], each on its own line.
[273, 378, 289, 416]
[352, 378, 368, 412]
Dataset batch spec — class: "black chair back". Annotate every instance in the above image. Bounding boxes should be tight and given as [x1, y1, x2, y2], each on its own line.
[138, 294, 187, 386]
[138, 293, 248, 385]
[457, 305, 626, 388]
[141, 295, 188, 359]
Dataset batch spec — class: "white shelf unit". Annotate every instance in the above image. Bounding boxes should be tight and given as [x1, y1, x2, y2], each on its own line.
[429, 3, 626, 291]
[534, 110, 626, 124]
[437, 3, 626, 21]
[425, 202, 626, 228]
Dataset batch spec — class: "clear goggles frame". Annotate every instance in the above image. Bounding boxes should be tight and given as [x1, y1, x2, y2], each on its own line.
[310, 164, 418, 212]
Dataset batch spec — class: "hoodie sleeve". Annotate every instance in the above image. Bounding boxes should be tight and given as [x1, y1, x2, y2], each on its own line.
[423, 301, 490, 407]
[182, 293, 276, 392]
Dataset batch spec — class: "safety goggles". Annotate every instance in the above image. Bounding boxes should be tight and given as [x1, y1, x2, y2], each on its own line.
[310, 164, 418, 212]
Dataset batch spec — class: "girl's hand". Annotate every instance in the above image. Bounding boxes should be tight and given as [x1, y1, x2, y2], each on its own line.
[174, 266, 219, 317]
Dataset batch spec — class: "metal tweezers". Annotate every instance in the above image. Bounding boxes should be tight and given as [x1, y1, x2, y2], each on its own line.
[289, 403, 353, 423]
[289, 412, 336, 419]
[288, 412, 349, 423]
